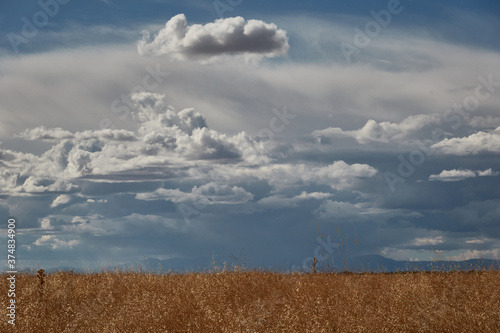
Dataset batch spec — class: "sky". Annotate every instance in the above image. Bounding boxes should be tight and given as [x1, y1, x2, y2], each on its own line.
[1, 0, 500, 271]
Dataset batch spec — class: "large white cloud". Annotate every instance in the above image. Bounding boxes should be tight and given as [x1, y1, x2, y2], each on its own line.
[129, 91, 270, 164]
[431, 127, 500, 155]
[137, 14, 289, 62]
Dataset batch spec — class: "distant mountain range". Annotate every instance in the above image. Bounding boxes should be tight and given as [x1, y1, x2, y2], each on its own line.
[139, 255, 500, 273]
[340, 255, 500, 273]
[10, 255, 500, 274]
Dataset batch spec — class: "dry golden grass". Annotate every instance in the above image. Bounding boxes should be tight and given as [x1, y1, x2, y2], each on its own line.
[2, 269, 500, 332]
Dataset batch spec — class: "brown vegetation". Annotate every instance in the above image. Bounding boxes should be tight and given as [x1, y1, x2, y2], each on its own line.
[2, 269, 499, 332]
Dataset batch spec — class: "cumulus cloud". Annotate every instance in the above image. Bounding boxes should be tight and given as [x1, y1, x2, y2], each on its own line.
[19, 127, 136, 142]
[429, 169, 476, 182]
[32, 235, 80, 250]
[477, 168, 500, 176]
[136, 182, 254, 205]
[313, 114, 441, 145]
[59, 215, 113, 235]
[87, 198, 107, 203]
[16, 177, 79, 194]
[194, 161, 377, 197]
[1, 92, 275, 195]
[256, 161, 377, 195]
[412, 236, 445, 246]
[429, 168, 499, 181]
[50, 194, 72, 208]
[465, 239, 486, 244]
[130, 91, 207, 135]
[17, 126, 75, 141]
[431, 127, 500, 155]
[294, 191, 332, 200]
[40, 217, 54, 230]
[137, 14, 289, 62]
[130, 91, 269, 164]
[448, 249, 500, 261]
[311, 161, 377, 185]
[1, 87, 378, 202]
[468, 116, 500, 129]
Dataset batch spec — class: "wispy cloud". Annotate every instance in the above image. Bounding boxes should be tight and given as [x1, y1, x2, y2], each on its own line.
[429, 168, 499, 182]
[412, 236, 445, 246]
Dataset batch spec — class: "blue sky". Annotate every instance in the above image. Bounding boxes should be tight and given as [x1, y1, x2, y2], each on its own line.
[1, 0, 500, 270]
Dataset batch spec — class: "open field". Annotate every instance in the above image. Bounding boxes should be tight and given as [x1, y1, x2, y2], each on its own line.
[2, 270, 500, 332]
